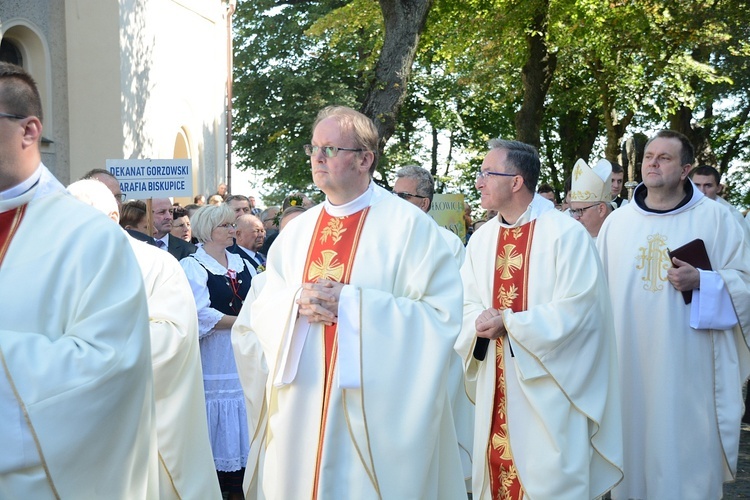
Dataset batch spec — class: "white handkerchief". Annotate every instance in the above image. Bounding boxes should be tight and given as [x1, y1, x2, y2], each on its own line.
[337, 285, 361, 389]
[274, 289, 309, 387]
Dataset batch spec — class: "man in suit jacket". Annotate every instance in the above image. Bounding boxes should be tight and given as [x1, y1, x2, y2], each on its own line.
[151, 198, 196, 260]
[229, 214, 266, 274]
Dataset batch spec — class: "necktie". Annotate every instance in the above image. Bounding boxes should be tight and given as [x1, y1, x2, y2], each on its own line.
[155, 239, 166, 249]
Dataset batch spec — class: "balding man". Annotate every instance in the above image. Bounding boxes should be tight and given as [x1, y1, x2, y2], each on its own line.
[229, 214, 266, 274]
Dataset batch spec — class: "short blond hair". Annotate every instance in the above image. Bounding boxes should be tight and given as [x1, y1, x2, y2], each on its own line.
[313, 105, 380, 173]
[191, 204, 235, 243]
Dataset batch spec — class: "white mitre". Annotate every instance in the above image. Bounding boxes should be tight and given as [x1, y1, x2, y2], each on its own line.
[570, 158, 613, 202]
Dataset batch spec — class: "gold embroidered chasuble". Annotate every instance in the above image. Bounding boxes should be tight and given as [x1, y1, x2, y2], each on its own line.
[303, 207, 370, 500]
[488, 221, 536, 500]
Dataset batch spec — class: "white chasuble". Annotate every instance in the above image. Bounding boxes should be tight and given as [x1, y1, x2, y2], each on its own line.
[239, 183, 466, 499]
[597, 185, 750, 500]
[128, 238, 222, 499]
[0, 166, 158, 499]
[458, 195, 623, 500]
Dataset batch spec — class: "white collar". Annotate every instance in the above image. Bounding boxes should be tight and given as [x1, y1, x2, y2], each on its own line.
[323, 182, 374, 217]
[0, 164, 43, 201]
[191, 246, 246, 274]
[498, 193, 555, 228]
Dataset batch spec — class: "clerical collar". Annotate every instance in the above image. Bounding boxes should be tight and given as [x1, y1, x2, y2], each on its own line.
[0, 164, 43, 201]
[324, 182, 374, 217]
[498, 193, 554, 228]
[632, 179, 703, 215]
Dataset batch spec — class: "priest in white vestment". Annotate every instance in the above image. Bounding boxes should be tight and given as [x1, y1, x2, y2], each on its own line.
[0, 61, 158, 500]
[457, 139, 623, 500]
[597, 130, 750, 500]
[67, 179, 222, 499]
[234, 106, 466, 499]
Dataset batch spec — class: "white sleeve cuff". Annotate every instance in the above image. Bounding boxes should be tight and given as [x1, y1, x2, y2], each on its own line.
[691, 270, 738, 330]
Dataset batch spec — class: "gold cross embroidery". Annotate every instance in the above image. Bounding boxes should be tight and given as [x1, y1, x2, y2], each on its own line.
[573, 163, 583, 180]
[496, 244, 523, 280]
[307, 249, 345, 282]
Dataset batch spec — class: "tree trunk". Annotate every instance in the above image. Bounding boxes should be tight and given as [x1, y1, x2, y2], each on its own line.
[514, 0, 557, 148]
[558, 108, 600, 173]
[360, 0, 433, 161]
[669, 105, 717, 167]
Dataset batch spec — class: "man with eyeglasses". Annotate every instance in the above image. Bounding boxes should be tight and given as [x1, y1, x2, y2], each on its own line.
[151, 197, 196, 260]
[393, 165, 466, 265]
[597, 130, 750, 500]
[232, 105, 466, 499]
[81, 168, 127, 210]
[0, 62, 159, 497]
[568, 158, 615, 240]
[456, 138, 622, 499]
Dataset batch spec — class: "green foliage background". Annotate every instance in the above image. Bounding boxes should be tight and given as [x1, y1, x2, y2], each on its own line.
[232, 0, 750, 210]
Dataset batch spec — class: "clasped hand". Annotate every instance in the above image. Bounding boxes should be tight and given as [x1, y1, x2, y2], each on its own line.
[297, 279, 343, 326]
[475, 307, 506, 340]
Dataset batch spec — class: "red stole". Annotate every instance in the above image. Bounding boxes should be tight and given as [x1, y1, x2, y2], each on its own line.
[0, 205, 27, 269]
[487, 221, 536, 500]
[303, 207, 369, 499]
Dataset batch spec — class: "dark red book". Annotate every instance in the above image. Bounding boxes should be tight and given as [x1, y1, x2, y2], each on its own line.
[667, 239, 712, 304]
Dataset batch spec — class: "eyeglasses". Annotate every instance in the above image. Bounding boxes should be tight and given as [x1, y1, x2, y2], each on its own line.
[303, 145, 363, 158]
[569, 204, 601, 218]
[217, 222, 236, 229]
[0, 112, 27, 120]
[393, 191, 427, 200]
[476, 170, 518, 182]
[113, 193, 127, 202]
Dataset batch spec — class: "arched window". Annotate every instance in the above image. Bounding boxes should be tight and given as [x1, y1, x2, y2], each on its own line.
[0, 38, 23, 66]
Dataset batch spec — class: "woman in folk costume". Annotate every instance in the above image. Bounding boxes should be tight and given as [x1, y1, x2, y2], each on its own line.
[181, 204, 253, 499]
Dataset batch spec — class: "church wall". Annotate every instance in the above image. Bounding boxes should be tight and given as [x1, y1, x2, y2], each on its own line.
[0, 0, 230, 196]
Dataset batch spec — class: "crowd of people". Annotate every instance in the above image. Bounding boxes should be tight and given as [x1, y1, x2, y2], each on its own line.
[2, 61, 750, 500]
